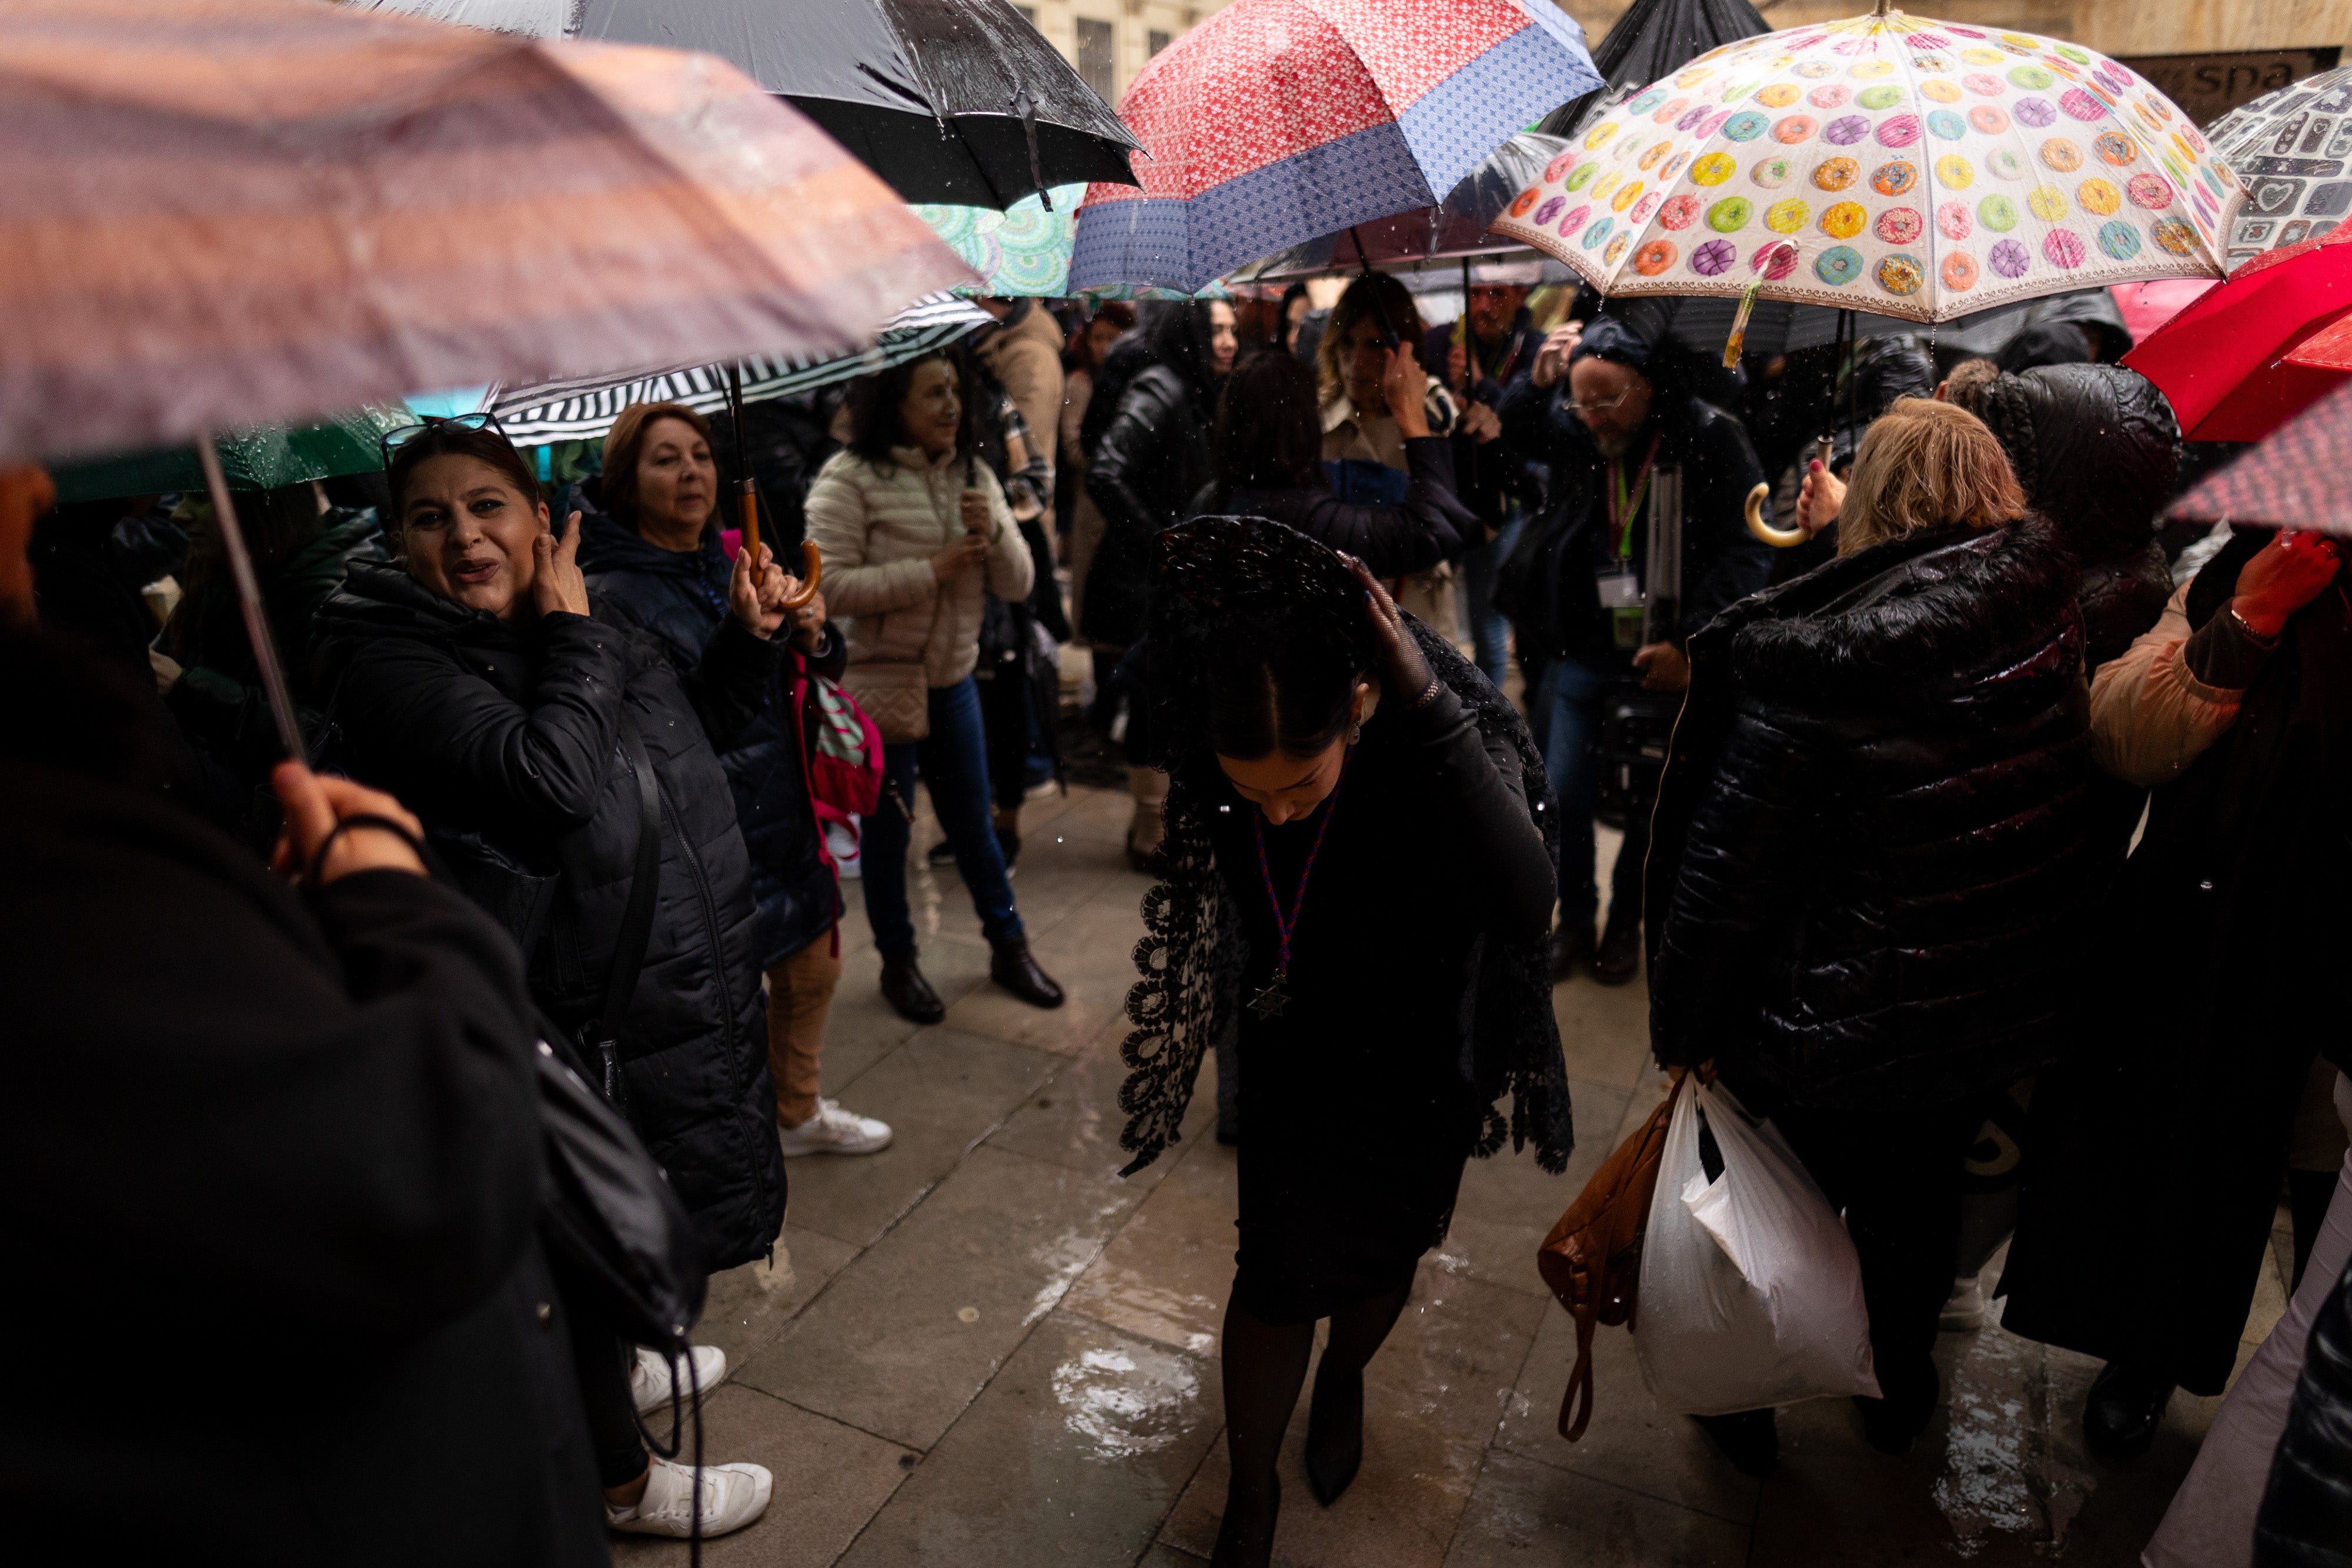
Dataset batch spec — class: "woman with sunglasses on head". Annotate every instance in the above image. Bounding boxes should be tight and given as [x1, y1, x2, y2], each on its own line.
[1116, 517, 1568, 1568]
[315, 415, 787, 1540]
[573, 402, 890, 1161]
[803, 350, 1064, 1025]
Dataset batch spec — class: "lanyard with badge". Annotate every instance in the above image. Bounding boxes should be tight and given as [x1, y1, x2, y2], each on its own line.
[1598, 432, 1660, 649]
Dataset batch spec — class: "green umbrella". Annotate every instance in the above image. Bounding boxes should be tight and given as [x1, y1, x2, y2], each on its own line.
[48, 405, 414, 504]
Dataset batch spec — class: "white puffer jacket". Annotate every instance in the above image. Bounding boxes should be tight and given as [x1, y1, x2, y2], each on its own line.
[805, 445, 1034, 690]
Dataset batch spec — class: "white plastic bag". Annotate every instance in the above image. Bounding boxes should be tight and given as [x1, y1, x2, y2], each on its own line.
[1632, 1079, 1880, 1416]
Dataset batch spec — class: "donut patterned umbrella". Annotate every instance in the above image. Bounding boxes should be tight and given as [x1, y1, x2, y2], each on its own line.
[1488, 6, 2236, 327]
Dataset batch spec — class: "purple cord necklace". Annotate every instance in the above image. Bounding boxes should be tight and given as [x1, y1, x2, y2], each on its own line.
[1246, 747, 1352, 1020]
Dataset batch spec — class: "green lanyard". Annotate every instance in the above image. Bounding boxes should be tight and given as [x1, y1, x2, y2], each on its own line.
[1609, 433, 1661, 560]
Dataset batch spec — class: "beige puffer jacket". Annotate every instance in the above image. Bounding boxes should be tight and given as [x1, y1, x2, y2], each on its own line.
[804, 445, 1034, 690]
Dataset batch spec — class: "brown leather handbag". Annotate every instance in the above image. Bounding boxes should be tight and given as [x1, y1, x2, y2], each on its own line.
[1536, 1068, 1688, 1440]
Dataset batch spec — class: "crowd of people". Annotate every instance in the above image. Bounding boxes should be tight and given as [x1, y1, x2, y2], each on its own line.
[7, 265, 2352, 1567]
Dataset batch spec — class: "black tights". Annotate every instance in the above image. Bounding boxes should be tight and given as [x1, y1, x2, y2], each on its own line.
[1220, 1279, 1413, 1501]
[553, 1257, 649, 1492]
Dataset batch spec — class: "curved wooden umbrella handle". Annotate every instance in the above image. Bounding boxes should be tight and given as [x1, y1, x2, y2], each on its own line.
[1745, 482, 1809, 548]
[781, 541, 821, 609]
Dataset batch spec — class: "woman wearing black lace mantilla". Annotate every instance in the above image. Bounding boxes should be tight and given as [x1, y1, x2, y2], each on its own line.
[1114, 517, 1569, 1567]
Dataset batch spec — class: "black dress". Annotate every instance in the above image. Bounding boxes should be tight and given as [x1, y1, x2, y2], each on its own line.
[1187, 681, 1555, 1325]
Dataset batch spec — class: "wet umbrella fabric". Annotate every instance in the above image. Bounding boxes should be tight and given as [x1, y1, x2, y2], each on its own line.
[2203, 65, 2352, 272]
[0, 0, 973, 469]
[46, 408, 415, 505]
[2122, 226, 2352, 441]
[1492, 13, 2234, 326]
[363, 0, 1141, 208]
[2168, 376, 2352, 534]
[1227, 133, 1571, 282]
[488, 295, 993, 444]
[1538, 0, 1771, 142]
[1068, 0, 1602, 296]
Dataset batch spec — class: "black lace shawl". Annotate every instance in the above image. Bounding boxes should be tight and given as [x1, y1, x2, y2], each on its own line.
[1114, 620, 1574, 1177]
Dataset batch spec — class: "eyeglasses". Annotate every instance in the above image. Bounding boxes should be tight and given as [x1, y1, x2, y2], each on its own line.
[1563, 390, 1634, 417]
[379, 410, 506, 470]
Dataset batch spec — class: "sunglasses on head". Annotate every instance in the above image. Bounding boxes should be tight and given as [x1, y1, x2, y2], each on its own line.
[379, 410, 509, 472]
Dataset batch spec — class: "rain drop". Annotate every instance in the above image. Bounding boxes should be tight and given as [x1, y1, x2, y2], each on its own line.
[957, 1306, 980, 1323]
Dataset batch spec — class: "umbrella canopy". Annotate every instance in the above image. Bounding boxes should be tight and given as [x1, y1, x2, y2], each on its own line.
[48, 408, 415, 504]
[1490, 11, 2235, 325]
[2169, 376, 2352, 533]
[2122, 227, 2352, 440]
[487, 295, 992, 443]
[2204, 66, 2352, 271]
[1227, 132, 1571, 283]
[0, 0, 973, 468]
[917, 186, 1085, 296]
[363, 0, 1141, 208]
[1068, 0, 1602, 296]
[1539, 0, 1772, 142]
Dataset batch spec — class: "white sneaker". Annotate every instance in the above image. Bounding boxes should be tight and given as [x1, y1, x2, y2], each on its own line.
[629, 1342, 727, 1416]
[825, 818, 861, 880]
[606, 1455, 772, 1538]
[1940, 1275, 1986, 1332]
[778, 1098, 893, 1157]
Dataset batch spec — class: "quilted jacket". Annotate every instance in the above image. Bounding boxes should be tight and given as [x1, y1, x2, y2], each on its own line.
[804, 444, 1031, 691]
[1645, 516, 2096, 1111]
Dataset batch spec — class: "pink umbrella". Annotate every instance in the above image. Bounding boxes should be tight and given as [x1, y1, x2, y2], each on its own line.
[2110, 279, 2214, 343]
[0, 0, 971, 754]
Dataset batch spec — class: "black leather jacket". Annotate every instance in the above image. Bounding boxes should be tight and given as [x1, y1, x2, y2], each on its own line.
[1646, 517, 2096, 1111]
[1084, 363, 1213, 647]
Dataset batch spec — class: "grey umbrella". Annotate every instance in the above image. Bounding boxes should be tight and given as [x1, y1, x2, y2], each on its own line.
[363, 0, 1141, 208]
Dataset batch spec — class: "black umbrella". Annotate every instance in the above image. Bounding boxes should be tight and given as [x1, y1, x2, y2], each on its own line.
[1536, 0, 1770, 141]
[365, 0, 1142, 209]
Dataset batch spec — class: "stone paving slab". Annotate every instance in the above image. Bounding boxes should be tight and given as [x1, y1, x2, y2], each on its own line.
[837, 1310, 1223, 1567]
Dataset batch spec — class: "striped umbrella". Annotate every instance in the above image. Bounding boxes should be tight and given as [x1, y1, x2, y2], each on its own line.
[489, 295, 992, 443]
[1070, 0, 1602, 296]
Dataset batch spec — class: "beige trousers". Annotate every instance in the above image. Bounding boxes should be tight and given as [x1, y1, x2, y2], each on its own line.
[767, 935, 843, 1128]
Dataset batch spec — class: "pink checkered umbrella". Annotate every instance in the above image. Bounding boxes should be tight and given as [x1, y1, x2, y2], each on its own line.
[2171, 376, 2352, 535]
[1069, 0, 1601, 295]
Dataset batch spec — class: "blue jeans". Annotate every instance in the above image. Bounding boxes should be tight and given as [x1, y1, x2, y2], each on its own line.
[1537, 657, 1646, 932]
[862, 676, 1024, 955]
[1458, 511, 1524, 689]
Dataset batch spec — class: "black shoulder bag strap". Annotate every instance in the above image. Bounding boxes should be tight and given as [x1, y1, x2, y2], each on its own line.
[582, 706, 663, 1111]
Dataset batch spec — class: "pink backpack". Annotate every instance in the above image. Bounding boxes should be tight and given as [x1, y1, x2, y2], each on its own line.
[805, 673, 882, 826]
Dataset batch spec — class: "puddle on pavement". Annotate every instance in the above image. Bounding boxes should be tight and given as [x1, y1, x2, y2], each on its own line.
[1051, 1343, 1204, 1460]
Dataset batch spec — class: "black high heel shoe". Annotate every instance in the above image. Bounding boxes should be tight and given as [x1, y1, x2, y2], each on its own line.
[1305, 1365, 1364, 1506]
[1210, 1476, 1279, 1568]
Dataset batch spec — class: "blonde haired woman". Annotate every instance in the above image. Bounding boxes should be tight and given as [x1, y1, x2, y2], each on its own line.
[1643, 399, 2097, 1473]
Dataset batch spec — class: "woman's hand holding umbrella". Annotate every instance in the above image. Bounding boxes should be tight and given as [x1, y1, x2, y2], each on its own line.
[1381, 346, 1432, 440]
[730, 540, 791, 639]
[270, 763, 427, 885]
[2233, 532, 2342, 639]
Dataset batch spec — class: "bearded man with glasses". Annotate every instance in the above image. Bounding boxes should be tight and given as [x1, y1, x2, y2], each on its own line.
[1494, 316, 1773, 985]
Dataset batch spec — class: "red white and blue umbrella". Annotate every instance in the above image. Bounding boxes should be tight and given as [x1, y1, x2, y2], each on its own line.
[1069, 0, 1602, 295]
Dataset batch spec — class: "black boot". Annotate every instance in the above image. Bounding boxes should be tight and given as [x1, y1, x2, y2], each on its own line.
[1551, 923, 1595, 981]
[1592, 912, 1641, 985]
[1210, 1476, 1279, 1568]
[1304, 1364, 1364, 1506]
[2082, 1360, 2175, 1459]
[880, 950, 945, 1025]
[989, 935, 1065, 1009]
[1690, 1409, 1778, 1476]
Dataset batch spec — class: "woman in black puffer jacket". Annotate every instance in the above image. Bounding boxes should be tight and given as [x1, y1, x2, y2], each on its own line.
[315, 419, 787, 1539]
[1645, 399, 2094, 1466]
[576, 402, 888, 1160]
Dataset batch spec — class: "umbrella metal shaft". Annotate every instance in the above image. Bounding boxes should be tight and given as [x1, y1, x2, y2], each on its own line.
[195, 431, 304, 761]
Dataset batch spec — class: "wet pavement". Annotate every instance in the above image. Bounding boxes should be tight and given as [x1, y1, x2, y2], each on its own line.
[617, 780, 2285, 1567]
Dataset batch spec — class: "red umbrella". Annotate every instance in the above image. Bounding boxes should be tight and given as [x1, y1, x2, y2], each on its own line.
[2120, 230, 2352, 443]
[2170, 376, 2352, 534]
